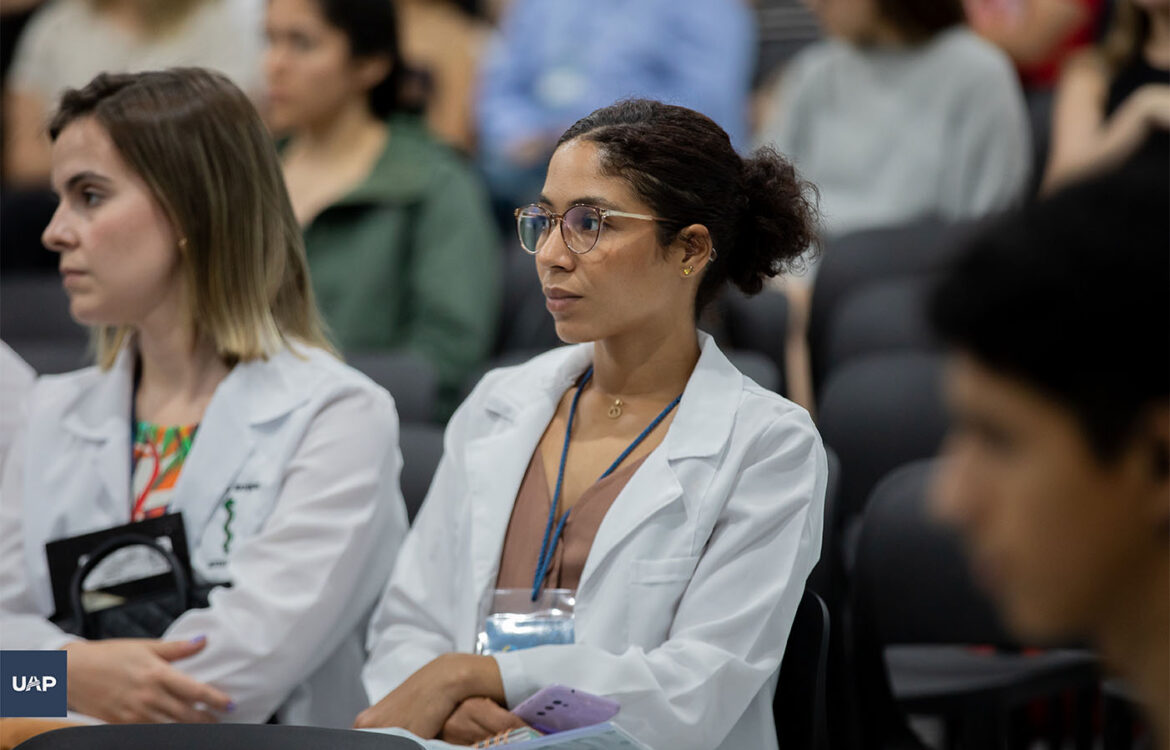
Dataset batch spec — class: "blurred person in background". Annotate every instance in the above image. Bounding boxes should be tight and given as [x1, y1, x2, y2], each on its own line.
[1042, 0, 1169, 192]
[1, 0, 262, 272]
[930, 161, 1169, 749]
[265, 0, 500, 417]
[758, 0, 1030, 244]
[0, 67, 406, 728]
[964, 0, 1105, 90]
[475, 0, 756, 227]
[757, 0, 1030, 411]
[3, 0, 262, 186]
[394, 0, 488, 152]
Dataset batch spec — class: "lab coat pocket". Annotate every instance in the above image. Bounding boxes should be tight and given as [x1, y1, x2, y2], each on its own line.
[627, 556, 700, 648]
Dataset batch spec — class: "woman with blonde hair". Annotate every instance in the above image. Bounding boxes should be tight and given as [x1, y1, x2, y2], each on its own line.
[0, 67, 407, 727]
[1043, 0, 1169, 191]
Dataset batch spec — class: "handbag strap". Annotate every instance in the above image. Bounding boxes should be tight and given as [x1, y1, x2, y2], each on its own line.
[67, 532, 191, 639]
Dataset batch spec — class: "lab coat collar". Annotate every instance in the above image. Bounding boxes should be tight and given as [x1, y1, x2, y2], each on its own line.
[170, 346, 312, 540]
[58, 341, 311, 540]
[60, 341, 311, 439]
[60, 345, 135, 521]
[467, 332, 744, 607]
[480, 331, 741, 460]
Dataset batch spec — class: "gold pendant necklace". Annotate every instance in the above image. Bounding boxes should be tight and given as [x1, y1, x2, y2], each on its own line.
[607, 398, 623, 419]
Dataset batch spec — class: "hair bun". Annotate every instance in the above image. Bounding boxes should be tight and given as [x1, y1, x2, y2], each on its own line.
[727, 147, 820, 295]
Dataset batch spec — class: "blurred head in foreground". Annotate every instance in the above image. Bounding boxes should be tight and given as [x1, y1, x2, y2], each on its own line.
[930, 162, 1169, 745]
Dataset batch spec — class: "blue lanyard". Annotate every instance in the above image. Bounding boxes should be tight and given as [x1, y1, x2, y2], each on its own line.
[531, 366, 683, 601]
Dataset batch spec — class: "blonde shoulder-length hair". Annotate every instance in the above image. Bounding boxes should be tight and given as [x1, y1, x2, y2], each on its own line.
[48, 68, 333, 369]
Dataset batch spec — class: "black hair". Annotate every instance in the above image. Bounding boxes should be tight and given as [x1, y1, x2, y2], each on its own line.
[557, 99, 819, 316]
[876, 0, 965, 42]
[930, 161, 1169, 461]
[313, 0, 423, 118]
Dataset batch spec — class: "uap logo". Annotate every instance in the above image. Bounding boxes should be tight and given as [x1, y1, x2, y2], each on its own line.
[12, 674, 58, 692]
[1, 650, 66, 717]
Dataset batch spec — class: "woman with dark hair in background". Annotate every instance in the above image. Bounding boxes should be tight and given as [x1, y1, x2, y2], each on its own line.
[357, 99, 827, 749]
[1042, 0, 1169, 192]
[265, 0, 499, 416]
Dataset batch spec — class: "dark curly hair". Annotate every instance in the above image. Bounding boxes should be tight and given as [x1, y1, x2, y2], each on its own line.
[558, 99, 819, 317]
[930, 160, 1169, 462]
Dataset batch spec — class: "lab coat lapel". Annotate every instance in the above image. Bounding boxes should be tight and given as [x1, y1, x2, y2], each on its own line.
[578, 451, 685, 592]
[465, 345, 593, 612]
[170, 349, 314, 548]
[59, 347, 135, 524]
[464, 405, 553, 610]
[167, 367, 253, 549]
[168, 349, 310, 548]
[578, 334, 742, 592]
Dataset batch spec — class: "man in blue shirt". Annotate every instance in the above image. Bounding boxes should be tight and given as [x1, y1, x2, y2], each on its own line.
[476, 0, 756, 222]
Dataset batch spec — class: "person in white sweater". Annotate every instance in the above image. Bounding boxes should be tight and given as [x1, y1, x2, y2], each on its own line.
[758, 0, 1032, 242]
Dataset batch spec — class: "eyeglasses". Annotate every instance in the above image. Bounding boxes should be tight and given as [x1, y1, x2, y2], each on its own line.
[514, 203, 662, 255]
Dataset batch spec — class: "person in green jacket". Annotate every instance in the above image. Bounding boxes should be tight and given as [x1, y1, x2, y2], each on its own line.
[264, 0, 500, 418]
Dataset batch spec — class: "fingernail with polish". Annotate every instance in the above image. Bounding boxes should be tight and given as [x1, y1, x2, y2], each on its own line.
[189, 635, 207, 645]
[226, 702, 237, 713]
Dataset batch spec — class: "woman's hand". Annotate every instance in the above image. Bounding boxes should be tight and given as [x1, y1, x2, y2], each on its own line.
[439, 697, 527, 746]
[354, 653, 506, 737]
[63, 637, 234, 723]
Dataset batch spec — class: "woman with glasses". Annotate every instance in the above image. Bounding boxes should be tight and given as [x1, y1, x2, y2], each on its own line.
[358, 99, 827, 750]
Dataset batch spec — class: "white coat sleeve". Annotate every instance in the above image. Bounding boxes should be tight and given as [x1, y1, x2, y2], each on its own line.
[362, 393, 477, 704]
[0, 429, 81, 650]
[164, 385, 407, 723]
[493, 417, 827, 750]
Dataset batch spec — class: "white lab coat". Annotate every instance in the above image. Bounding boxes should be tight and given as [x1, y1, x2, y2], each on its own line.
[0, 342, 408, 727]
[364, 333, 826, 750]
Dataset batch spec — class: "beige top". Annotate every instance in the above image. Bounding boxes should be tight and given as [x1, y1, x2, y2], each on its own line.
[495, 449, 647, 592]
[7, 0, 263, 101]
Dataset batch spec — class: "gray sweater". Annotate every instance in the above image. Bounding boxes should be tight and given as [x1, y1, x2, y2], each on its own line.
[758, 27, 1031, 240]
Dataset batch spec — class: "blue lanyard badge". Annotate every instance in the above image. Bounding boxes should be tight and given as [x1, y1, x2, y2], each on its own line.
[476, 588, 576, 656]
[530, 366, 682, 602]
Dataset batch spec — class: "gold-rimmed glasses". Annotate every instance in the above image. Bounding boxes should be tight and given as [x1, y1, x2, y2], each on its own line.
[514, 203, 662, 255]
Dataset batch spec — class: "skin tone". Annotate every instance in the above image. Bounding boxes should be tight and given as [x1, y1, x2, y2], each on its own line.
[932, 354, 1170, 750]
[42, 116, 234, 723]
[965, 0, 1088, 66]
[354, 138, 715, 743]
[264, 0, 390, 226]
[1042, 0, 1170, 193]
[807, 0, 907, 45]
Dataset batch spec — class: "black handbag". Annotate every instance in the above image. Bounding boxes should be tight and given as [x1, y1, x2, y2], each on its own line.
[51, 532, 220, 640]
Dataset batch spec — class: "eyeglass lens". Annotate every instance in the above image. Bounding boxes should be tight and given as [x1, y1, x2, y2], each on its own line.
[516, 205, 603, 254]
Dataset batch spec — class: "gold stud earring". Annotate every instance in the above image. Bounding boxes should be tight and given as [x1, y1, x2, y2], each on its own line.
[682, 266, 694, 276]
